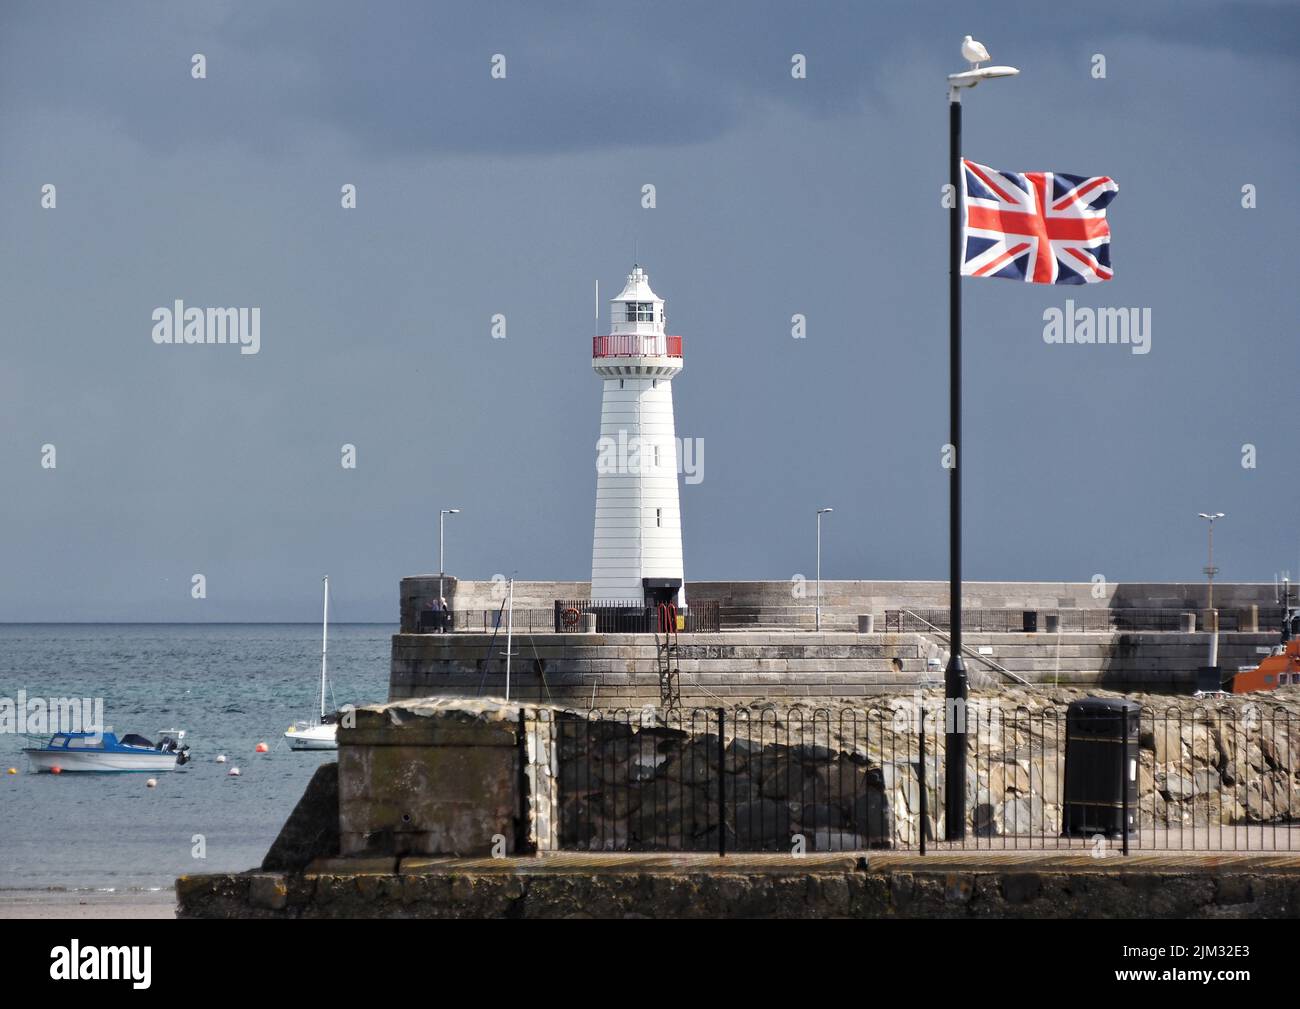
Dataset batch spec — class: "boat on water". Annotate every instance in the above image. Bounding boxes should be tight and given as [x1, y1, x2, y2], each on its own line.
[284, 719, 337, 750]
[285, 575, 339, 751]
[1227, 623, 1300, 693]
[23, 729, 190, 773]
[1219, 579, 1300, 694]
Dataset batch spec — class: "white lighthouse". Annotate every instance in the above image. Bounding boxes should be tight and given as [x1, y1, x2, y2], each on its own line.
[590, 265, 686, 610]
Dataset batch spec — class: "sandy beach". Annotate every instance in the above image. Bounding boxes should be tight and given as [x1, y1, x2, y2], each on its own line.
[0, 889, 177, 919]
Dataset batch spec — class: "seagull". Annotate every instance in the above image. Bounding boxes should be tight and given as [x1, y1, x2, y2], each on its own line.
[962, 35, 990, 69]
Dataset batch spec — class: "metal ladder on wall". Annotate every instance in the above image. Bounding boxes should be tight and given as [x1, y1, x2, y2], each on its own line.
[655, 603, 682, 716]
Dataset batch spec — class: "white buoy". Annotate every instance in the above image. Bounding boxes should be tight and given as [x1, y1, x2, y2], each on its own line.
[228, 767, 241, 777]
[215, 754, 227, 763]
[146, 778, 158, 788]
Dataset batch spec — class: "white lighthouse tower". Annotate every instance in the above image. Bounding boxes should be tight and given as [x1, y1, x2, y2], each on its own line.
[590, 265, 686, 610]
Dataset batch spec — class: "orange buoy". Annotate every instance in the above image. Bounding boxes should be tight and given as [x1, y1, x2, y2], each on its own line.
[50, 766, 63, 774]
[255, 742, 269, 753]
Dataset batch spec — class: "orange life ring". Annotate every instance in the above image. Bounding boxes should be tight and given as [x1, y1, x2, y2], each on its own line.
[561, 607, 582, 628]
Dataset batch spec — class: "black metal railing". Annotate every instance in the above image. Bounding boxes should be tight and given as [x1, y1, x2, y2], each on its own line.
[418, 608, 558, 633]
[413, 601, 722, 634]
[884, 607, 1287, 634]
[557, 707, 906, 853]
[447, 608, 557, 633]
[553, 702, 1300, 854]
[553, 599, 720, 633]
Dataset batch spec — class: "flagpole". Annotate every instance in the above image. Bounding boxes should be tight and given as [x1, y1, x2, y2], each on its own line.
[944, 43, 1019, 844]
[945, 86, 968, 843]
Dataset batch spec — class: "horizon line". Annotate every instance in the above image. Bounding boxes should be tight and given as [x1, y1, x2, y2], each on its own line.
[0, 621, 399, 626]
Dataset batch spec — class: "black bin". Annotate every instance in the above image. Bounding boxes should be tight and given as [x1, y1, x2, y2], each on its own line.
[1061, 697, 1140, 838]
[1195, 665, 1222, 693]
[1022, 610, 1038, 633]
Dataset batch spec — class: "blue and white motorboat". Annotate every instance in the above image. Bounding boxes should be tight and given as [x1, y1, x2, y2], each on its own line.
[22, 730, 190, 773]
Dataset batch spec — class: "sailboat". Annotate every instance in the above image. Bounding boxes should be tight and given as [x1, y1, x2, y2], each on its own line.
[284, 576, 338, 751]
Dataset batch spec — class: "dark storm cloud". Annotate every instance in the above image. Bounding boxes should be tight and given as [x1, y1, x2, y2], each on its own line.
[1, 0, 1297, 620]
[8, 0, 1291, 161]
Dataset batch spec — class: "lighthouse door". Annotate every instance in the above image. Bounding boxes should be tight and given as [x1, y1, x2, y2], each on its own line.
[642, 577, 681, 610]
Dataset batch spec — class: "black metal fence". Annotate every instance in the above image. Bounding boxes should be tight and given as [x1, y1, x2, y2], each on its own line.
[438, 608, 556, 633]
[553, 599, 720, 633]
[421, 604, 1278, 635]
[415, 601, 722, 634]
[884, 607, 1287, 634]
[554, 702, 1300, 854]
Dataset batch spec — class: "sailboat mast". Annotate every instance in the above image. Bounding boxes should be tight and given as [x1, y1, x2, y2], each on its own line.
[320, 576, 329, 722]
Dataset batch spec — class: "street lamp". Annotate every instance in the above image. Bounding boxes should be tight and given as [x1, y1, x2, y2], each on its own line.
[439, 508, 461, 602]
[816, 508, 833, 631]
[944, 38, 1018, 842]
[1197, 512, 1225, 612]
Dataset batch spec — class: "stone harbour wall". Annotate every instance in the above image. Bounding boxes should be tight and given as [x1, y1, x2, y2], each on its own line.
[338, 698, 535, 858]
[404, 578, 1288, 633]
[176, 693, 1300, 918]
[258, 691, 1300, 870]
[391, 630, 1281, 704]
[176, 855, 1300, 918]
[523, 708, 559, 852]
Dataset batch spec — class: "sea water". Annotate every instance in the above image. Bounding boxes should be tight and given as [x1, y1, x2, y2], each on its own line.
[0, 624, 391, 892]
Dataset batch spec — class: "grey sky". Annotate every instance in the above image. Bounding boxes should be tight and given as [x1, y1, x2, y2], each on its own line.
[2, 0, 1297, 621]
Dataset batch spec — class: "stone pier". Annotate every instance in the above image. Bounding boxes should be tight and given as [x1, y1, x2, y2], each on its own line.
[390, 630, 1279, 705]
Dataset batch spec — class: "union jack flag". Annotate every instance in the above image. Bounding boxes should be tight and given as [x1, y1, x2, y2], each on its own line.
[961, 159, 1118, 284]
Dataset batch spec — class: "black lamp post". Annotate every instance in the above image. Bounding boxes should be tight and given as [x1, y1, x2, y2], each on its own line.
[945, 42, 1018, 842]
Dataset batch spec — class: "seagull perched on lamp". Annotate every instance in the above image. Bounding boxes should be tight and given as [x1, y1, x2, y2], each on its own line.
[961, 35, 990, 68]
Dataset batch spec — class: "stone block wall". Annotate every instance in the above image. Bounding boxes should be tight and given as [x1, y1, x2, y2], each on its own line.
[338, 698, 538, 857]
[401, 577, 589, 632]
[390, 631, 934, 706]
[177, 857, 1300, 919]
[523, 708, 559, 852]
[277, 692, 1300, 872]
[389, 629, 1280, 705]
[407, 578, 1289, 632]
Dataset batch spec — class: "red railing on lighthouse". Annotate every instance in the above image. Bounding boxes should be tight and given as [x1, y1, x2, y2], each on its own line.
[592, 334, 683, 358]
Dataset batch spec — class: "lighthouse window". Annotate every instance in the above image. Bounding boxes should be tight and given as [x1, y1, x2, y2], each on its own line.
[626, 302, 654, 323]
[656, 508, 662, 527]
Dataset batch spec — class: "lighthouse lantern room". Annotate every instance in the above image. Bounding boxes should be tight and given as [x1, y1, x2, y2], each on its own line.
[590, 266, 686, 611]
